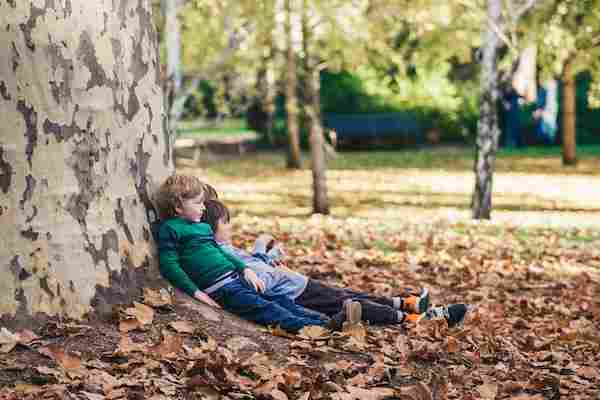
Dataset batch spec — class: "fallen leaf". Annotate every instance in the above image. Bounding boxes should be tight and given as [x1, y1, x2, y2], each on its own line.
[106, 388, 127, 400]
[118, 318, 140, 333]
[395, 335, 410, 358]
[116, 334, 147, 354]
[0, 328, 19, 353]
[224, 368, 254, 391]
[447, 336, 458, 353]
[576, 366, 598, 380]
[298, 393, 310, 400]
[124, 302, 154, 326]
[38, 344, 82, 370]
[399, 382, 432, 400]
[80, 392, 104, 400]
[510, 395, 544, 400]
[347, 373, 369, 386]
[149, 331, 183, 357]
[342, 322, 367, 343]
[270, 389, 289, 400]
[11, 383, 43, 394]
[477, 383, 498, 400]
[298, 325, 329, 339]
[190, 387, 220, 400]
[225, 335, 258, 353]
[169, 320, 195, 334]
[16, 329, 40, 345]
[282, 369, 302, 387]
[143, 287, 172, 307]
[346, 386, 396, 400]
[87, 369, 120, 393]
[269, 326, 296, 338]
[35, 366, 63, 378]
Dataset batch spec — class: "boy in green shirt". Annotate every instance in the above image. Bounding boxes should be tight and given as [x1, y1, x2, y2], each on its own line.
[155, 175, 345, 332]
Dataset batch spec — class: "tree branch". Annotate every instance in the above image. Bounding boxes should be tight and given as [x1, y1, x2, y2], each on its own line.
[487, 16, 518, 54]
[514, 0, 537, 21]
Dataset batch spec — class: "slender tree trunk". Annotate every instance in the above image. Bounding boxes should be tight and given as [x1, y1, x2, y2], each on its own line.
[164, 0, 182, 93]
[0, 0, 170, 328]
[251, 63, 277, 146]
[302, 0, 329, 214]
[472, 0, 502, 220]
[262, 0, 277, 146]
[562, 59, 577, 166]
[306, 67, 329, 214]
[284, 0, 302, 169]
[264, 54, 277, 146]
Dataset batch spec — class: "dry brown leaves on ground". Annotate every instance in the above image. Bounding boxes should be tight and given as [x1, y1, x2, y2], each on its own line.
[1, 215, 599, 399]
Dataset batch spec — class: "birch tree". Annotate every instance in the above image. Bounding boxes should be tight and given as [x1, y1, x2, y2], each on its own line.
[472, 0, 538, 219]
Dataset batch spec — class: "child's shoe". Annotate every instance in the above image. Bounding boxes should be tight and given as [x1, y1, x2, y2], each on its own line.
[402, 288, 430, 314]
[422, 303, 469, 328]
[344, 299, 362, 325]
[398, 288, 430, 314]
[329, 300, 362, 331]
[400, 312, 422, 323]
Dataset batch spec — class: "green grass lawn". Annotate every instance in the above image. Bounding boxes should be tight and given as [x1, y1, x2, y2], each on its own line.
[176, 118, 256, 140]
[186, 144, 600, 177]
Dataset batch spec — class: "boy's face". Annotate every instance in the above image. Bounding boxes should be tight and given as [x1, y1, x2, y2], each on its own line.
[176, 194, 205, 222]
[214, 217, 232, 243]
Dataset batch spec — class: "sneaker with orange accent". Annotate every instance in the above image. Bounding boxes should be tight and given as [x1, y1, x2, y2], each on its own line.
[423, 303, 469, 328]
[398, 288, 430, 314]
[329, 300, 362, 330]
[402, 313, 422, 323]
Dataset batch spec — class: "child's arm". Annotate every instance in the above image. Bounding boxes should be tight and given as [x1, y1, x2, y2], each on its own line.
[218, 245, 265, 293]
[159, 226, 222, 308]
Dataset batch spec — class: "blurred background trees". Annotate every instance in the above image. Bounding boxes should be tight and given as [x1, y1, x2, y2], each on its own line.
[150, 0, 600, 217]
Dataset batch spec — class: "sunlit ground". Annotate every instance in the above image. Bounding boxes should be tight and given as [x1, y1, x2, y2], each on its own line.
[176, 146, 600, 229]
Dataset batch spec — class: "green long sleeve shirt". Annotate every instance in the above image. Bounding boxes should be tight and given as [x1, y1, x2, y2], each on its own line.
[157, 217, 246, 297]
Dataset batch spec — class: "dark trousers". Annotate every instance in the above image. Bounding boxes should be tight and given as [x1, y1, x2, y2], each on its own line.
[295, 279, 400, 325]
[210, 277, 329, 332]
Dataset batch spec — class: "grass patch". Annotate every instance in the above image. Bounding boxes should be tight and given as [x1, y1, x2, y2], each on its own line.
[176, 118, 256, 139]
[195, 145, 600, 178]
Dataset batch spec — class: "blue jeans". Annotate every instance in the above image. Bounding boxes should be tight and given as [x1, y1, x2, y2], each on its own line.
[209, 277, 329, 332]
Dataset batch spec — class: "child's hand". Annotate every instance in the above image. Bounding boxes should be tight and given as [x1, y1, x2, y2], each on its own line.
[194, 290, 222, 309]
[243, 269, 266, 293]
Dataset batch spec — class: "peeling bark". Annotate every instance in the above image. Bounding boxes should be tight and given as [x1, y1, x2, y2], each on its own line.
[0, 81, 11, 100]
[17, 100, 38, 168]
[11, 42, 20, 72]
[0, 0, 172, 325]
[20, 174, 36, 209]
[115, 198, 135, 244]
[0, 147, 12, 193]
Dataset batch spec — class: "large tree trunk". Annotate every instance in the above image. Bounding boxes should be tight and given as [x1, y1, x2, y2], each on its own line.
[284, 0, 302, 169]
[0, 0, 171, 328]
[302, 0, 329, 214]
[562, 59, 577, 166]
[472, 0, 502, 220]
